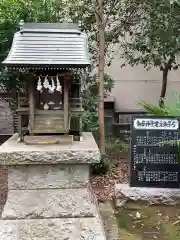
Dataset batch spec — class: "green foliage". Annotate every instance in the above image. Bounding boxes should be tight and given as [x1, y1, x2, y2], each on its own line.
[158, 139, 180, 163]
[119, 0, 180, 100]
[82, 72, 114, 132]
[91, 154, 109, 175]
[120, 0, 180, 70]
[0, 0, 62, 91]
[91, 136, 129, 175]
[139, 91, 180, 116]
[139, 91, 180, 162]
[105, 137, 129, 154]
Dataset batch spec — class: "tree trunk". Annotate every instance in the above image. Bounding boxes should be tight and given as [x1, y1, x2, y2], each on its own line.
[98, 0, 105, 154]
[159, 68, 168, 106]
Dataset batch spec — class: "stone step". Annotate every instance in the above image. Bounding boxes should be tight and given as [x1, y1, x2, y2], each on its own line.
[0, 217, 106, 240]
[2, 188, 96, 220]
[8, 164, 89, 190]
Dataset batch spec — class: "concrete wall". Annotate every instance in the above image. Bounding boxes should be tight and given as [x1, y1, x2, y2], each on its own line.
[105, 53, 180, 110]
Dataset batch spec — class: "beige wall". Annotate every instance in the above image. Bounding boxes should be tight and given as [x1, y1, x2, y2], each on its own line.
[105, 55, 180, 110]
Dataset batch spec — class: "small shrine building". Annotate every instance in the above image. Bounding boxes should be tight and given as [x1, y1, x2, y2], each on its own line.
[2, 22, 90, 144]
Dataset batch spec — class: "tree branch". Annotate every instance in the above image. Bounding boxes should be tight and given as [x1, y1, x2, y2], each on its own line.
[104, 0, 119, 25]
[91, 0, 101, 21]
[106, 5, 139, 41]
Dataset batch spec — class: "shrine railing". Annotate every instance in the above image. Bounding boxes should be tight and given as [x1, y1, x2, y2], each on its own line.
[69, 98, 83, 110]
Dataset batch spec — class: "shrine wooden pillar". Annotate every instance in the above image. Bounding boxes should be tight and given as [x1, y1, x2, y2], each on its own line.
[28, 77, 35, 134]
[64, 78, 69, 133]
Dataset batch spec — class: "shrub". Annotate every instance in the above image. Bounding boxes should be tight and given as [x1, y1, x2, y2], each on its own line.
[91, 154, 109, 175]
[91, 137, 129, 175]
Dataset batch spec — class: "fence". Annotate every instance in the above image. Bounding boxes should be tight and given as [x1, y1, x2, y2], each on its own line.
[104, 98, 149, 139]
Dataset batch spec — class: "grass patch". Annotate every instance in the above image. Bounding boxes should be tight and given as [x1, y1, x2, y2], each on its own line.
[116, 203, 180, 240]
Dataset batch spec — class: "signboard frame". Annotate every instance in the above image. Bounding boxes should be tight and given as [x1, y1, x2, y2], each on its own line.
[130, 116, 180, 188]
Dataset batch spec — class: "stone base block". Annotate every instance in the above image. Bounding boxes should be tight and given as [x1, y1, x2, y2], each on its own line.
[0, 132, 100, 165]
[8, 164, 89, 189]
[115, 183, 180, 206]
[0, 217, 106, 240]
[2, 188, 97, 220]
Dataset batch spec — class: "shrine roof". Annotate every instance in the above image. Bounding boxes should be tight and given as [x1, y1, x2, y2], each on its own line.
[2, 22, 90, 70]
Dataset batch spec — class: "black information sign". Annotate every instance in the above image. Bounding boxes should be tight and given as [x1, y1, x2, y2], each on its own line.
[131, 116, 180, 188]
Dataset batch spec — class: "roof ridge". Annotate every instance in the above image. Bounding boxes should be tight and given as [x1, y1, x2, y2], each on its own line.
[21, 23, 80, 34]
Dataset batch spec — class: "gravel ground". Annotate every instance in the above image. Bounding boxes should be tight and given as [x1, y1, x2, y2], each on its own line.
[0, 166, 7, 217]
[91, 160, 129, 202]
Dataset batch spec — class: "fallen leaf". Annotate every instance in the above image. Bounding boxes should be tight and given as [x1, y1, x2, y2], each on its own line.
[173, 220, 180, 225]
[136, 212, 141, 219]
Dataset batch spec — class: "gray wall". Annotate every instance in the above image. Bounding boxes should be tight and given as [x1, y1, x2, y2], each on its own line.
[105, 52, 180, 110]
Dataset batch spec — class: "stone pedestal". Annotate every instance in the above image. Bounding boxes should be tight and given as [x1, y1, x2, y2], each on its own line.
[115, 183, 180, 206]
[0, 133, 106, 239]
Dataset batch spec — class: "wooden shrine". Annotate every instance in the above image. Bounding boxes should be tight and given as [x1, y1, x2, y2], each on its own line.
[2, 22, 90, 144]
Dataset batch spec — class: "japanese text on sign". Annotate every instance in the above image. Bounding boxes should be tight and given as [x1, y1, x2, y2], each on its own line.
[133, 118, 179, 130]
